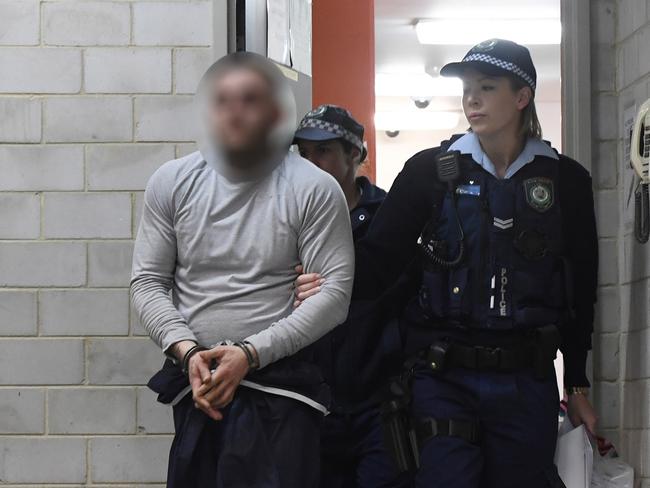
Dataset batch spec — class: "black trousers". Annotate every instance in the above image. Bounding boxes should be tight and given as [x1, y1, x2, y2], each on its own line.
[168, 387, 321, 488]
[320, 405, 414, 488]
[411, 366, 564, 488]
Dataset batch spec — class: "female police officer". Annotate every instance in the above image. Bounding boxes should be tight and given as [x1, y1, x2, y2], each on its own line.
[295, 39, 598, 487]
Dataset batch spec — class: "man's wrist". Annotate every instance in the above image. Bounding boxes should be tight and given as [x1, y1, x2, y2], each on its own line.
[170, 340, 198, 363]
[181, 344, 208, 375]
[235, 341, 260, 371]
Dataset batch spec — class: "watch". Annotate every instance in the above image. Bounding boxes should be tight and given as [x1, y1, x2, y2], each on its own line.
[568, 387, 590, 396]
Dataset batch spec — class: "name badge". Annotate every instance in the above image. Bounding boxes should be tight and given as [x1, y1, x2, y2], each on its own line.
[456, 184, 481, 196]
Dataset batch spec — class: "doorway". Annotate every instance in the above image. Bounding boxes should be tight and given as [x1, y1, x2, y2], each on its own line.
[373, 0, 567, 394]
[373, 0, 563, 189]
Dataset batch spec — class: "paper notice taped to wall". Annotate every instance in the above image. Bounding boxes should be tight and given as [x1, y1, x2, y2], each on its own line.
[289, 0, 311, 76]
[268, 0, 291, 66]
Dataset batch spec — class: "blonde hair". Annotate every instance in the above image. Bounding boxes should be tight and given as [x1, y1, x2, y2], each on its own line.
[509, 76, 542, 139]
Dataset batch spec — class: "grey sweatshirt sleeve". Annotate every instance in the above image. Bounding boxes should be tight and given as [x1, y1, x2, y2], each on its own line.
[130, 163, 198, 353]
[244, 173, 355, 368]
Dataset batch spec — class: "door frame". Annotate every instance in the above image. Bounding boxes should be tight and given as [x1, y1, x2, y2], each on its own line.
[561, 0, 592, 171]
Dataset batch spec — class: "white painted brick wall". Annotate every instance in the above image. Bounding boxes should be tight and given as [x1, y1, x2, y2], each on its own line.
[43, 192, 132, 238]
[174, 47, 214, 93]
[0, 97, 41, 142]
[0, 339, 85, 385]
[0, 1, 217, 484]
[90, 436, 171, 483]
[87, 241, 135, 287]
[0, 145, 85, 190]
[0, 48, 82, 93]
[0, 291, 37, 335]
[134, 95, 197, 141]
[132, 1, 212, 46]
[0, 437, 86, 483]
[44, 96, 133, 142]
[43, 1, 131, 46]
[0, 242, 87, 286]
[86, 143, 173, 190]
[0, 0, 40, 45]
[0, 193, 40, 238]
[87, 338, 163, 385]
[39, 289, 130, 335]
[591, 1, 650, 484]
[48, 387, 136, 434]
[85, 48, 172, 94]
[0, 388, 45, 433]
[136, 386, 174, 434]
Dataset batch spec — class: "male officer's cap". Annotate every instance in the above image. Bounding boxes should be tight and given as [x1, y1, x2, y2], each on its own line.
[440, 38, 537, 92]
[294, 104, 367, 161]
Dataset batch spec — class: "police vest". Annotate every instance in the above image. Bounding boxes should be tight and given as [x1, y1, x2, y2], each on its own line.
[419, 153, 570, 331]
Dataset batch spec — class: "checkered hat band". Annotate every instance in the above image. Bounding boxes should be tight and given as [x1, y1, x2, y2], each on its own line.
[298, 119, 363, 149]
[463, 53, 536, 90]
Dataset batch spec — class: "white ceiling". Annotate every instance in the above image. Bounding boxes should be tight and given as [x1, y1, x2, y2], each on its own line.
[374, 0, 562, 103]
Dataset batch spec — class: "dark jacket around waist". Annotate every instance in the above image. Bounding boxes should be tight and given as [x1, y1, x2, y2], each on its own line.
[311, 176, 416, 412]
[148, 355, 324, 487]
[354, 138, 598, 388]
[148, 349, 331, 409]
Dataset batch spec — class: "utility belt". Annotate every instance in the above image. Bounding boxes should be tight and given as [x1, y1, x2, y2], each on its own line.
[421, 324, 561, 379]
[380, 324, 561, 473]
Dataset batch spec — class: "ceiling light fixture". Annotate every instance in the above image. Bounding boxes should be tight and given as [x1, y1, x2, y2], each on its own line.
[415, 19, 561, 45]
[375, 73, 463, 98]
[374, 111, 460, 131]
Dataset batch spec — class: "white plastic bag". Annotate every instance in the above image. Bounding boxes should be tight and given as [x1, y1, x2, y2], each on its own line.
[590, 455, 634, 488]
[555, 420, 593, 488]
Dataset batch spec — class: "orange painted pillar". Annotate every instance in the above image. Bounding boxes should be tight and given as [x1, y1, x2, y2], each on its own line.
[312, 0, 376, 180]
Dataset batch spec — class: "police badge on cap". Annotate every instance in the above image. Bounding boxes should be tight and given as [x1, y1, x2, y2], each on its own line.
[524, 178, 554, 212]
[294, 104, 367, 161]
[440, 38, 537, 92]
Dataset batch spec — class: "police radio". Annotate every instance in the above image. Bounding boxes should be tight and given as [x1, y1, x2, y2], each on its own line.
[630, 100, 650, 243]
[417, 151, 465, 268]
[435, 150, 462, 186]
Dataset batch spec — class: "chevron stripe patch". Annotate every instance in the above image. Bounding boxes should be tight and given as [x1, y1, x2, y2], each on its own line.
[493, 217, 514, 230]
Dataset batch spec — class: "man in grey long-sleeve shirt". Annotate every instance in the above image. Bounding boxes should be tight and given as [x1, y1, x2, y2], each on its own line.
[131, 53, 354, 487]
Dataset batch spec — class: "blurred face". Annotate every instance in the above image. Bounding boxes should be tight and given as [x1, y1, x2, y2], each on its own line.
[207, 67, 280, 165]
[297, 139, 359, 188]
[461, 68, 531, 138]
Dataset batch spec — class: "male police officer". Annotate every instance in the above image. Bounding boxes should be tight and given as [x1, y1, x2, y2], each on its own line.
[131, 53, 354, 487]
[294, 105, 413, 488]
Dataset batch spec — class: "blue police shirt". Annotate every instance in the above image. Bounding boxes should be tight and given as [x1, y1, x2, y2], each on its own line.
[449, 132, 559, 179]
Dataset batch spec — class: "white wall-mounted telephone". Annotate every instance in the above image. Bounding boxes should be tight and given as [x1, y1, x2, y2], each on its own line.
[630, 99, 650, 243]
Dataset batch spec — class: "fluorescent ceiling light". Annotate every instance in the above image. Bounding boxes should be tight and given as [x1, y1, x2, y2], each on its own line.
[425, 5, 559, 20]
[376, 73, 463, 98]
[415, 19, 561, 45]
[375, 111, 460, 131]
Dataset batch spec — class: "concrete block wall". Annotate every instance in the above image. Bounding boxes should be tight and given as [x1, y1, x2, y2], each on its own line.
[0, 1, 215, 485]
[591, 1, 650, 485]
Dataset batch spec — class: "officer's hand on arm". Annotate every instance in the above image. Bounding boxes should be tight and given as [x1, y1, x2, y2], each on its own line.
[292, 264, 324, 308]
[567, 393, 598, 436]
[195, 345, 257, 411]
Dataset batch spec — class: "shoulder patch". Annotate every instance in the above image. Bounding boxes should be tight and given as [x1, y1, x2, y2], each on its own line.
[524, 177, 554, 212]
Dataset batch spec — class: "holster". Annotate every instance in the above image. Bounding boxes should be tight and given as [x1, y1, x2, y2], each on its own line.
[427, 340, 451, 373]
[379, 377, 419, 473]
